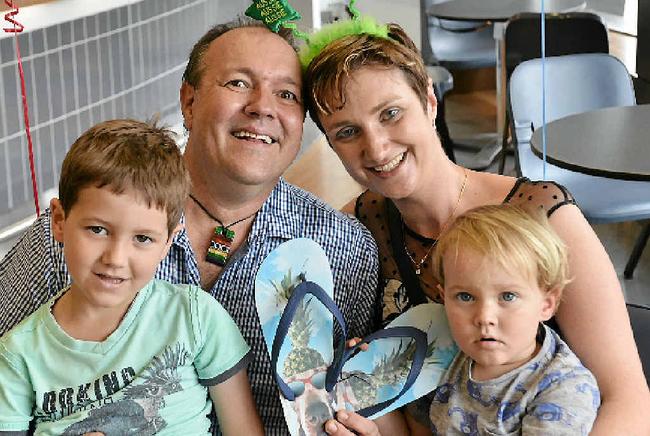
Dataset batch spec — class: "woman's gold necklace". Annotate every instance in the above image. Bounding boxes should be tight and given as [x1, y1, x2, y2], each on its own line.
[404, 169, 469, 275]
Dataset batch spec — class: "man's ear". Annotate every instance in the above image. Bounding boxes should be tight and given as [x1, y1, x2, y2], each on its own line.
[540, 286, 562, 321]
[180, 82, 196, 131]
[50, 198, 66, 243]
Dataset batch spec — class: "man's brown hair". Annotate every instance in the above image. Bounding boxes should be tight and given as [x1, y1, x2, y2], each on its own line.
[182, 15, 299, 89]
[303, 22, 430, 133]
[58, 119, 190, 235]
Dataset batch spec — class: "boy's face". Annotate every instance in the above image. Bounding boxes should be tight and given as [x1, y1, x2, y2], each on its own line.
[51, 186, 177, 314]
[440, 248, 558, 381]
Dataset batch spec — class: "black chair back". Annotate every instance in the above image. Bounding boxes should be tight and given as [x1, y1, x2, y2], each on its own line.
[628, 303, 650, 387]
[498, 12, 609, 174]
[505, 12, 609, 79]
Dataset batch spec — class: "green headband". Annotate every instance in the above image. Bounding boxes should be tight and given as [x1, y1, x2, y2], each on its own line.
[298, 16, 389, 69]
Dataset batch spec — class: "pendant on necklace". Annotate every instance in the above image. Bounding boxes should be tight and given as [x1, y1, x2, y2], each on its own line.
[415, 267, 421, 275]
[206, 226, 235, 266]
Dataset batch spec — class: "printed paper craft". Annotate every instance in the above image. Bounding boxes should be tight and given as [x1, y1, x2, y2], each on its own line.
[245, 0, 302, 33]
[255, 238, 459, 435]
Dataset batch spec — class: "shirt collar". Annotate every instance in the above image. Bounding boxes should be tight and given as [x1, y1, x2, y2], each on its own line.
[170, 178, 303, 250]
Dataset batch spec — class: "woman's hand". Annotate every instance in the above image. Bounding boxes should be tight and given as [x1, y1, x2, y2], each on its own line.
[325, 411, 380, 436]
[324, 409, 411, 435]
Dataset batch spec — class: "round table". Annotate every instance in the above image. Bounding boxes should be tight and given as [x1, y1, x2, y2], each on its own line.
[428, 0, 586, 22]
[530, 104, 650, 181]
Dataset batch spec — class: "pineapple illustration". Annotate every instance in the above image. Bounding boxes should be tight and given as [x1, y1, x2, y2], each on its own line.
[270, 268, 327, 378]
[339, 336, 440, 409]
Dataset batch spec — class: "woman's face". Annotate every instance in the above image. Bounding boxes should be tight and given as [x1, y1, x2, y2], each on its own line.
[318, 66, 439, 201]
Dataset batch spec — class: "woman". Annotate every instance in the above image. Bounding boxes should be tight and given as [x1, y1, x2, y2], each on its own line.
[301, 19, 650, 435]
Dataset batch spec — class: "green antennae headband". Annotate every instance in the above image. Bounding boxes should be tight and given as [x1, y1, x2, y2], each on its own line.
[298, 15, 389, 69]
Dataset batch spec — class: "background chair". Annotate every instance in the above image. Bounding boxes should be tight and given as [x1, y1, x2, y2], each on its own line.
[499, 12, 609, 173]
[508, 53, 650, 279]
[420, 0, 497, 166]
[627, 303, 650, 386]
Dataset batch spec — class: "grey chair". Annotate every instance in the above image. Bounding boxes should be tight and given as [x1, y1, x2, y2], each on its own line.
[627, 303, 650, 386]
[421, 0, 496, 70]
[420, 0, 497, 166]
[508, 53, 650, 278]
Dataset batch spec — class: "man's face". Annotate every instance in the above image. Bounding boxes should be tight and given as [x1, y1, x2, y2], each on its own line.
[181, 27, 304, 190]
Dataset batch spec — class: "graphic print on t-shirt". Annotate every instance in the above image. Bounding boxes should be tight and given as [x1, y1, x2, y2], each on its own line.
[35, 343, 191, 435]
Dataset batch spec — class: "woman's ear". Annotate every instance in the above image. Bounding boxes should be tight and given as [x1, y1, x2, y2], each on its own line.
[426, 77, 438, 123]
[50, 198, 66, 243]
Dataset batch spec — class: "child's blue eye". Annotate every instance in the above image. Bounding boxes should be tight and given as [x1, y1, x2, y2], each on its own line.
[501, 292, 517, 302]
[456, 292, 473, 302]
[135, 235, 153, 244]
[87, 226, 107, 235]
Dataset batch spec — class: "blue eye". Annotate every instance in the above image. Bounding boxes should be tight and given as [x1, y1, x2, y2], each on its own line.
[225, 79, 248, 89]
[501, 292, 517, 302]
[381, 107, 401, 121]
[456, 292, 473, 302]
[135, 234, 153, 244]
[87, 226, 107, 235]
[335, 126, 359, 140]
[278, 90, 299, 101]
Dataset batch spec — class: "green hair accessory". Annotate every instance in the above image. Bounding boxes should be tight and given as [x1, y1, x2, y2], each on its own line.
[244, 0, 388, 68]
[298, 15, 389, 69]
[245, 0, 308, 38]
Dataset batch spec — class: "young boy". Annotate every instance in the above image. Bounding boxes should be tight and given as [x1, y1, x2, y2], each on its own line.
[0, 120, 263, 435]
[427, 204, 599, 435]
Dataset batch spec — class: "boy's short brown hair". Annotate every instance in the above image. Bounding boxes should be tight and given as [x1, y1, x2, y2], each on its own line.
[58, 119, 190, 235]
[432, 204, 571, 299]
[303, 22, 430, 133]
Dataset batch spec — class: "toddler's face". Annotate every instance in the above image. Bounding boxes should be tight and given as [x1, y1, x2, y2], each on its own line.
[440, 248, 558, 381]
[51, 186, 174, 313]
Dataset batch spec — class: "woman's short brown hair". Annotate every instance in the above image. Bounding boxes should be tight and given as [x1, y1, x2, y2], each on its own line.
[304, 22, 430, 132]
[58, 119, 190, 235]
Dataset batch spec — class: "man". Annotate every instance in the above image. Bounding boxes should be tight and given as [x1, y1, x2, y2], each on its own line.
[0, 17, 380, 434]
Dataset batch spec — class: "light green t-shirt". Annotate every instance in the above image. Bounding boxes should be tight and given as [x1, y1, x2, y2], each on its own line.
[0, 279, 251, 435]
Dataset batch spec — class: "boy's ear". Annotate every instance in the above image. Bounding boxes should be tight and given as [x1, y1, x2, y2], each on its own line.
[540, 286, 561, 321]
[161, 223, 183, 260]
[50, 198, 66, 243]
